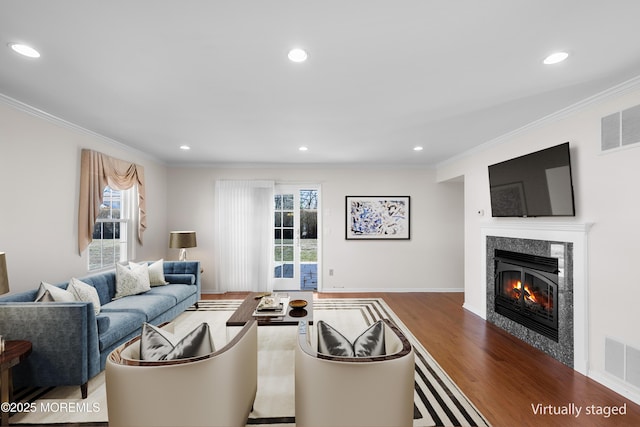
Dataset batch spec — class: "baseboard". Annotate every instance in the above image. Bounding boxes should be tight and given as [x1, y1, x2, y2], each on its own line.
[201, 289, 464, 294]
[589, 370, 640, 405]
[320, 287, 464, 293]
[462, 302, 485, 319]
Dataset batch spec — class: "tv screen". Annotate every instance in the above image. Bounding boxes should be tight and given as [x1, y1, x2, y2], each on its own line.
[488, 142, 576, 217]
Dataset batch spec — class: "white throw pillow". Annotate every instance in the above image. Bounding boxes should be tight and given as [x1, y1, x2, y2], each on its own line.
[129, 259, 168, 286]
[115, 263, 151, 299]
[35, 282, 77, 303]
[67, 277, 101, 315]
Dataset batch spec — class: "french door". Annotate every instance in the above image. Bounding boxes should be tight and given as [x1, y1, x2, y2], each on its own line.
[273, 185, 319, 291]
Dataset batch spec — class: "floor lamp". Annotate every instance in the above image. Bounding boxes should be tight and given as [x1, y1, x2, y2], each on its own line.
[169, 231, 197, 261]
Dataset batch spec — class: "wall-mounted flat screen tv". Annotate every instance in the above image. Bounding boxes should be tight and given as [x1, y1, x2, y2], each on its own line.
[488, 142, 576, 217]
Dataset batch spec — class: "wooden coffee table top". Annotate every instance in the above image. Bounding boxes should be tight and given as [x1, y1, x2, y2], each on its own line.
[226, 292, 313, 326]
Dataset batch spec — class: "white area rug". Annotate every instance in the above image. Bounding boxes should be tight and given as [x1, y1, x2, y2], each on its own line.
[11, 298, 490, 426]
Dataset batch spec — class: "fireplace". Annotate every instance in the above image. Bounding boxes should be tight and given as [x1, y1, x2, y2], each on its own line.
[483, 226, 590, 372]
[494, 249, 559, 342]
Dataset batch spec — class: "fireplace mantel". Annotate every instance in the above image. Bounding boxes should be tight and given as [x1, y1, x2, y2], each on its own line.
[478, 221, 592, 375]
[480, 221, 592, 235]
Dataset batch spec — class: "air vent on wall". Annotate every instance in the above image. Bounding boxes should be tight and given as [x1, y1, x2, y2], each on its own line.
[605, 336, 640, 389]
[601, 104, 640, 151]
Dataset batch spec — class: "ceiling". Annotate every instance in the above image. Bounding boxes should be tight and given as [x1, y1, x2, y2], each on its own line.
[2, 1, 640, 167]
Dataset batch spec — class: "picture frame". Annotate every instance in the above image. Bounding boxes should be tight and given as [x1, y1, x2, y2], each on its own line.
[345, 196, 410, 240]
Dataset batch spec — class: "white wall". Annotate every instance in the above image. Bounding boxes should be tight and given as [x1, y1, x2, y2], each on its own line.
[437, 82, 640, 399]
[166, 166, 464, 293]
[0, 101, 169, 292]
[0, 95, 464, 297]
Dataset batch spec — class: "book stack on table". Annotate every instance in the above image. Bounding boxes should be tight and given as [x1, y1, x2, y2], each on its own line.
[253, 294, 290, 317]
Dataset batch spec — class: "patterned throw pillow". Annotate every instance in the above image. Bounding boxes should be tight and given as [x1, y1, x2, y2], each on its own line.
[129, 259, 168, 286]
[34, 282, 76, 302]
[140, 322, 215, 361]
[67, 277, 101, 315]
[317, 320, 386, 357]
[114, 263, 151, 299]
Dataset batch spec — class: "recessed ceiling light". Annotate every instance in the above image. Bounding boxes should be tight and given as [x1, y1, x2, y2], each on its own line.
[299, 146, 309, 152]
[543, 51, 569, 65]
[288, 48, 308, 63]
[8, 43, 40, 58]
[179, 145, 191, 150]
[413, 146, 424, 151]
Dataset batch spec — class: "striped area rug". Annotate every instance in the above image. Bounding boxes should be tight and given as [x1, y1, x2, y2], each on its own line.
[11, 298, 490, 427]
[193, 298, 490, 427]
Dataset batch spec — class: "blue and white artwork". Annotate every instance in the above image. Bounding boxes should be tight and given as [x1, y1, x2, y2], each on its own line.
[346, 196, 410, 240]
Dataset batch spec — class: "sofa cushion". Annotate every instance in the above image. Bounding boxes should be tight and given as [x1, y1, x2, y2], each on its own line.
[67, 278, 101, 315]
[101, 294, 176, 321]
[35, 282, 76, 302]
[97, 310, 147, 351]
[317, 320, 386, 357]
[96, 314, 111, 334]
[146, 284, 196, 304]
[115, 263, 151, 299]
[140, 322, 215, 361]
[164, 274, 195, 285]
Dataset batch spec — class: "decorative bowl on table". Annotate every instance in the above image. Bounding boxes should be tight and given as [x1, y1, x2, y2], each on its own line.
[289, 299, 308, 309]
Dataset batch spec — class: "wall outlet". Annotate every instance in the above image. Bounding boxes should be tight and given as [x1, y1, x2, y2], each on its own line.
[329, 269, 334, 276]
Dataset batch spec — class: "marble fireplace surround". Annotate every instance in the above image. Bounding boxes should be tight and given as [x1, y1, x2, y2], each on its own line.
[478, 222, 591, 375]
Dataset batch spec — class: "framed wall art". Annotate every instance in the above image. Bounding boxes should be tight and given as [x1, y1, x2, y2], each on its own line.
[345, 196, 410, 240]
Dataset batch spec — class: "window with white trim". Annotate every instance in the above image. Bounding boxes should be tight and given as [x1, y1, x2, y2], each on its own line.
[88, 186, 132, 271]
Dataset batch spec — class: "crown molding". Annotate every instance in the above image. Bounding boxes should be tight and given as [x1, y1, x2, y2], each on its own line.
[0, 92, 164, 164]
[437, 74, 640, 168]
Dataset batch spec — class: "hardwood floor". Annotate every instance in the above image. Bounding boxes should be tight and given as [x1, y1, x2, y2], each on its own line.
[205, 292, 640, 427]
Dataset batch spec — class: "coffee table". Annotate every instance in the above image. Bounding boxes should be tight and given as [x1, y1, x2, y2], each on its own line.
[226, 292, 313, 326]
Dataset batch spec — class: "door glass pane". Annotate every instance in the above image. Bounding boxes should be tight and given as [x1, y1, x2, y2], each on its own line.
[274, 193, 295, 279]
[276, 264, 294, 279]
[300, 189, 318, 290]
[283, 194, 294, 210]
[283, 246, 294, 262]
[283, 212, 294, 227]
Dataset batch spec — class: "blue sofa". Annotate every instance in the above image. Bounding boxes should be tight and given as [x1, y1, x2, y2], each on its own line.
[0, 261, 201, 398]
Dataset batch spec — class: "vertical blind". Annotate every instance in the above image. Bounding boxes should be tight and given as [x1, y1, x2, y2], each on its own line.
[214, 180, 274, 292]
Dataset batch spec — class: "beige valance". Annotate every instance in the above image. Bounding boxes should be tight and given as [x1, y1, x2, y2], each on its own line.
[78, 149, 146, 254]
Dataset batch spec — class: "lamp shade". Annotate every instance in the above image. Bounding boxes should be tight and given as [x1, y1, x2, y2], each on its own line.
[0, 252, 9, 295]
[169, 231, 197, 249]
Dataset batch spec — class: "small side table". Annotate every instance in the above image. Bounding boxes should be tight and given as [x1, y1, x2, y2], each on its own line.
[1, 340, 32, 426]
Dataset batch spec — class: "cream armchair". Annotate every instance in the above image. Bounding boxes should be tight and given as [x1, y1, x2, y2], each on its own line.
[295, 319, 415, 427]
[105, 320, 257, 427]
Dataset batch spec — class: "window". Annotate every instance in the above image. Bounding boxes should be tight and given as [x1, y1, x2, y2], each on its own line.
[88, 186, 131, 271]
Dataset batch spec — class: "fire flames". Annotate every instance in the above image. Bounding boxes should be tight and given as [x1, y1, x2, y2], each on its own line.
[509, 280, 552, 311]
